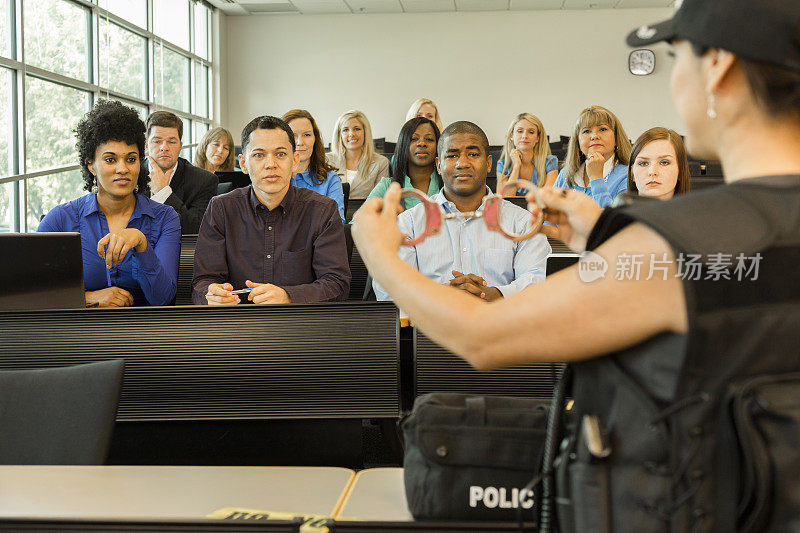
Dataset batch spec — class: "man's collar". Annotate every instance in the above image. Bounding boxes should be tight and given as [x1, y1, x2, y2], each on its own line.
[248, 183, 295, 215]
[431, 185, 492, 214]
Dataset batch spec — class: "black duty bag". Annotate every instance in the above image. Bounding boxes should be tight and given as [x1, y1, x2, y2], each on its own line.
[401, 392, 549, 521]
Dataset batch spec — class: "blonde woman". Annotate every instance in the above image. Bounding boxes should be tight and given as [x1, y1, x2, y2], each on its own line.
[553, 105, 632, 207]
[405, 98, 443, 133]
[194, 127, 236, 172]
[496, 113, 558, 195]
[326, 110, 389, 199]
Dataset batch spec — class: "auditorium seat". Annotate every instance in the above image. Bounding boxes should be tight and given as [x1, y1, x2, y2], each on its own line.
[0, 359, 123, 464]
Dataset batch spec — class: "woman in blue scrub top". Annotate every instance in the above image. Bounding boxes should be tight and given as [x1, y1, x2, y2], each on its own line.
[554, 105, 633, 207]
[38, 100, 180, 307]
[283, 109, 345, 222]
[366, 117, 442, 211]
[496, 112, 559, 194]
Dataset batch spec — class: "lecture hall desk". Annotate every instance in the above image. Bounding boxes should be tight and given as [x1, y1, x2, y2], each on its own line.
[0, 465, 354, 520]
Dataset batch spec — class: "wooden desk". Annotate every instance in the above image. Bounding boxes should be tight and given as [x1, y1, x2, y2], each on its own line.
[337, 467, 412, 521]
[0, 465, 354, 520]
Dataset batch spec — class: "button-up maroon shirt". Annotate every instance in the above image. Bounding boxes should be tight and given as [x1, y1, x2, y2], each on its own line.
[191, 185, 350, 304]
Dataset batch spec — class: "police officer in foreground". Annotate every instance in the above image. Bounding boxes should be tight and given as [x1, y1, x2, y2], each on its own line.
[353, 0, 800, 530]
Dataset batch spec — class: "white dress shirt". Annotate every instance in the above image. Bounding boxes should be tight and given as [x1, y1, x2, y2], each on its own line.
[373, 189, 550, 301]
[150, 162, 178, 204]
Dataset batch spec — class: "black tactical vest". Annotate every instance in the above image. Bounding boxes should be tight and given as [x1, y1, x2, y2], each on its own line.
[555, 175, 800, 532]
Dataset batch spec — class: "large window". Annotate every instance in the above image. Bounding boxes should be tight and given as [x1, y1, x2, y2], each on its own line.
[23, 0, 90, 81]
[0, 0, 214, 232]
[99, 19, 147, 99]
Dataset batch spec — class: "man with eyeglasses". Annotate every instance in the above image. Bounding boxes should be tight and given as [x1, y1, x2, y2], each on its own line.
[146, 111, 218, 234]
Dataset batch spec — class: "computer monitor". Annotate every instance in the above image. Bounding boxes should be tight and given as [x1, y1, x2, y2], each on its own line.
[0, 232, 85, 310]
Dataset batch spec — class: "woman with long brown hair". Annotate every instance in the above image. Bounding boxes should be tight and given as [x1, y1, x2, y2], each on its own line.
[282, 109, 344, 222]
[627, 127, 691, 199]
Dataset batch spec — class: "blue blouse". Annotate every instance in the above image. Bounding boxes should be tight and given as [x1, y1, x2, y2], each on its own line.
[554, 162, 629, 208]
[496, 155, 558, 194]
[37, 193, 181, 306]
[291, 168, 345, 222]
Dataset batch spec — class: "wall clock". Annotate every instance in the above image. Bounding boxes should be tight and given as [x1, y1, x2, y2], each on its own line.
[629, 49, 656, 76]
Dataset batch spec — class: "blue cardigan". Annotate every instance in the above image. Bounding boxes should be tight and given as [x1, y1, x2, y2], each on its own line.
[554, 162, 628, 207]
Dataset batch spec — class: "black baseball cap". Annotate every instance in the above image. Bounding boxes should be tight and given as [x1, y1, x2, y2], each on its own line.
[626, 0, 800, 73]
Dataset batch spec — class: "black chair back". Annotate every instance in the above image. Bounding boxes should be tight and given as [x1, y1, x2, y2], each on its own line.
[175, 234, 198, 306]
[342, 182, 350, 207]
[217, 182, 233, 196]
[343, 223, 354, 265]
[348, 241, 370, 301]
[0, 359, 123, 464]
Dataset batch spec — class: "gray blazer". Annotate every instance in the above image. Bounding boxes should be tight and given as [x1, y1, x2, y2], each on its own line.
[326, 152, 390, 199]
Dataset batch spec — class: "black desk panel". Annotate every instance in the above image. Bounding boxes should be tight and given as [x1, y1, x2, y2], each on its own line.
[413, 329, 561, 399]
[0, 303, 400, 421]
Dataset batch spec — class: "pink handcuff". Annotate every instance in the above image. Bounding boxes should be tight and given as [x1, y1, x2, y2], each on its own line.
[400, 180, 545, 246]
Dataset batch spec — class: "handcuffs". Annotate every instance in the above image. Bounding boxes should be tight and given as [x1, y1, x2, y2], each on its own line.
[401, 180, 545, 246]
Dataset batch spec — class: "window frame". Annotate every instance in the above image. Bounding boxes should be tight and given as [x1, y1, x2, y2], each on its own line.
[0, 0, 215, 232]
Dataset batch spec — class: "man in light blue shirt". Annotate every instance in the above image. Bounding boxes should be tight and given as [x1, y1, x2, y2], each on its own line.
[374, 121, 549, 302]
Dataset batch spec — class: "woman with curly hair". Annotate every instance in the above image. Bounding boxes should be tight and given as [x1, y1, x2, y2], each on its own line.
[282, 109, 345, 222]
[38, 99, 180, 307]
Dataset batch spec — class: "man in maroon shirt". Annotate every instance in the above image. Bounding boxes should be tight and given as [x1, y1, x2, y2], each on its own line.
[192, 116, 350, 305]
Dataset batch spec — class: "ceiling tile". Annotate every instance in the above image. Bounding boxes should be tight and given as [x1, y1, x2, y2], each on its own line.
[509, 0, 564, 10]
[455, 0, 509, 11]
[615, 0, 672, 6]
[345, 0, 403, 13]
[400, 0, 456, 12]
[562, 0, 615, 8]
[289, 0, 351, 13]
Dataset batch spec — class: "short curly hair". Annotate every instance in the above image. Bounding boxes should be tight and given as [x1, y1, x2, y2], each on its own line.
[75, 99, 149, 194]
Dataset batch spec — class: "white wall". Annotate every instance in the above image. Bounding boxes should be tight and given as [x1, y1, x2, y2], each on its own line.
[224, 8, 682, 147]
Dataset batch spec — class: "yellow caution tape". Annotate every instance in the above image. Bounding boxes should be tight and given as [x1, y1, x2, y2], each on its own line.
[207, 507, 356, 532]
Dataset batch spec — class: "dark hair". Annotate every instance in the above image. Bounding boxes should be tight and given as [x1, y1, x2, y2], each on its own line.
[690, 35, 800, 119]
[740, 59, 800, 119]
[438, 121, 490, 158]
[146, 111, 183, 140]
[76, 99, 149, 194]
[281, 109, 336, 185]
[240, 115, 295, 154]
[627, 127, 691, 196]
[391, 117, 442, 188]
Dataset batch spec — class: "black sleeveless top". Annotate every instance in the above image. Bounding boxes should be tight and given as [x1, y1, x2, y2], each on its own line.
[562, 175, 800, 532]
